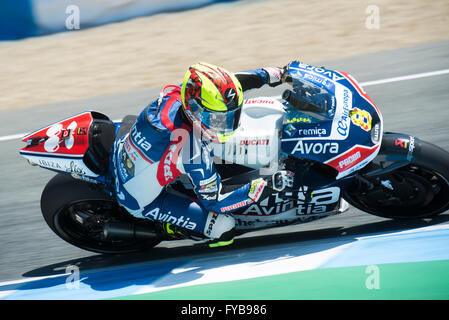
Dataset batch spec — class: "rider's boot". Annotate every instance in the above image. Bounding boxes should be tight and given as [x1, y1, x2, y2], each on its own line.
[161, 222, 186, 240]
[160, 211, 236, 247]
[203, 211, 236, 248]
[160, 222, 206, 240]
[207, 228, 236, 248]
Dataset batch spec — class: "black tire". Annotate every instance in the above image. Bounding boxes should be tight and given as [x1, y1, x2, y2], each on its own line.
[343, 139, 449, 219]
[40, 173, 160, 254]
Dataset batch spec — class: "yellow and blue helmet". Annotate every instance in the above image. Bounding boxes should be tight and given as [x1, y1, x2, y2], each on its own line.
[181, 62, 244, 143]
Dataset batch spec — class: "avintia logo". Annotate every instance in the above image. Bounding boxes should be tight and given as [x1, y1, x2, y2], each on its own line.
[144, 208, 197, 230]
[291, 141, 339, 154]
[130, 125, 152, 152]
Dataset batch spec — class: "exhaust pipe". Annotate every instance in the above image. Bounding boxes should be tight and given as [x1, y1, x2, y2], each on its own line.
[103, 221, 158, 240]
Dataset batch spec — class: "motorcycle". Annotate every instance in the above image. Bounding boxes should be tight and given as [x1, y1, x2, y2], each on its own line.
[19, 61, 449, 254]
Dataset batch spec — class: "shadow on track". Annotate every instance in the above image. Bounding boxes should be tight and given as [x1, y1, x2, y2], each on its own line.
[23, 213, 449, 279]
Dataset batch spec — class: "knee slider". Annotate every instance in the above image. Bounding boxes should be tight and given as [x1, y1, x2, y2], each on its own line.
[204, 211, 235, 239]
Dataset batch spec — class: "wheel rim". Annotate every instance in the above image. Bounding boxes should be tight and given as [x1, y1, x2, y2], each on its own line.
[53, 200, 158, 253]
[346, 165, 449, 218]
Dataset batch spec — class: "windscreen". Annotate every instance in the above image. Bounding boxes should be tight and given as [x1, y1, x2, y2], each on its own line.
[283, 75, 336, 122]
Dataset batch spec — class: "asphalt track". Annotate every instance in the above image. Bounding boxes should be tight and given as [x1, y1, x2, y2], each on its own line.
[1, 40, 449, 299]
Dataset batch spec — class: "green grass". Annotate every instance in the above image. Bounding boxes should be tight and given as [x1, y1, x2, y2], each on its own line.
[111, 259, 449, 300]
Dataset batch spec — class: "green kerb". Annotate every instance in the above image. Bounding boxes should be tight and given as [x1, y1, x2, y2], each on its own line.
[110, 259, 449, 300]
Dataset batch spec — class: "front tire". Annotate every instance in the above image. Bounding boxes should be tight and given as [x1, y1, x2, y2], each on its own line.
[343, 139, 449, 219]
[41, 174, 160, 254]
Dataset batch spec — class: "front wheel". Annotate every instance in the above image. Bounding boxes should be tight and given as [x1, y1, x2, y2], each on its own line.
[41, 174, 161, 254]
[343, 138, 449, 219]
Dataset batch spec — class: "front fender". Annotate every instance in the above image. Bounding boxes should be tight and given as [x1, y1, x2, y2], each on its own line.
[359, 132, 419, 177]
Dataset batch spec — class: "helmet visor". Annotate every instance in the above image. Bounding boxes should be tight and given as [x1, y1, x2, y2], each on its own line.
[189, 98, 242, 134]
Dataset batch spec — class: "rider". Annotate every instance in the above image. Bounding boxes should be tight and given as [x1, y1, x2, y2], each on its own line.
[112, 62, 293, 247]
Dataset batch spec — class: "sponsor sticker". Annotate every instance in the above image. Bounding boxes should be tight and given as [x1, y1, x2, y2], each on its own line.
[395, 138, 409, 149]
[248, 178, 267, 202]
[163, 144, 177, 182]
[293, 63, 345, 82]
[120, 149, 135, 178]
[371, 123, 381, 143]
[239, 138, 270, 146]
[339, 151, 361, 169]
[395, 136, 416, 160]
[143, 207, 197, 230]
[205, 212, 218, 237]
[199, 173, 218, 186]
[76, 127, 88, 135]
[44, 121, 77, 153]
[284, 124, 297, 137]
[286, 117, 312, 124]
[336, 88, 351, 138]
[291, 141, 339, 155]
[349, 107, 372, 131]
[220, 199, 252, 213]
[199, 179, 218, 194]
[130, 125, 152, 152]
[245, 98, 275, 105]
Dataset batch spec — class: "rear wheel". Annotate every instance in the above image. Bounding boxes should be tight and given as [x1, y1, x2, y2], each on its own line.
[343, 139, 449, 219]
[41, 174, 160, 254]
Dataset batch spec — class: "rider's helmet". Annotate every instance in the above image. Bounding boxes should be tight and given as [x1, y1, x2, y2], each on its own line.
[181, 62, 244, 143]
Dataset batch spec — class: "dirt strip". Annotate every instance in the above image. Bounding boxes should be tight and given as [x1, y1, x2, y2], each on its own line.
[1, 0, 448, 110]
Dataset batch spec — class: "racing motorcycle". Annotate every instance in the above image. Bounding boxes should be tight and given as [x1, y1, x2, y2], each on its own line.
[19, 62, 449, 254]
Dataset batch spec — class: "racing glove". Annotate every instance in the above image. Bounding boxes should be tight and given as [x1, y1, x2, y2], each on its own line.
[262, 67, 285, 87]
[248, 170, 295, 202]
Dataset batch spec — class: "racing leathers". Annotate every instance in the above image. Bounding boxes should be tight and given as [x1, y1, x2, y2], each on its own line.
[112, 67, 284, 240]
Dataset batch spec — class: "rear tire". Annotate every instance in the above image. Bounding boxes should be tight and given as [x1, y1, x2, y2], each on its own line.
[41, 174, 160, 254]
[343, 139, 449, 219]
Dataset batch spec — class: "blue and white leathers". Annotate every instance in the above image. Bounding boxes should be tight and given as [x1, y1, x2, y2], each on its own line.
[111, 69, 272, 238]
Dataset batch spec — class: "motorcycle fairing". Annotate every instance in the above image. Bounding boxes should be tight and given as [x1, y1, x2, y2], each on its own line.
[212, 97, 285, 168]
[19, 111, 114, 177]
[232, 186, 344, 230]
[281, 62, 383, 179]
[21, 111, 93, 156]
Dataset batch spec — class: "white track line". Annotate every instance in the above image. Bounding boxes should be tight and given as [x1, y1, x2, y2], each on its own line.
[0, 133, 26, 142]
[1, 119, 121, 143]
[2, 68, 449, 143]
[360, 68, 449, 86]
